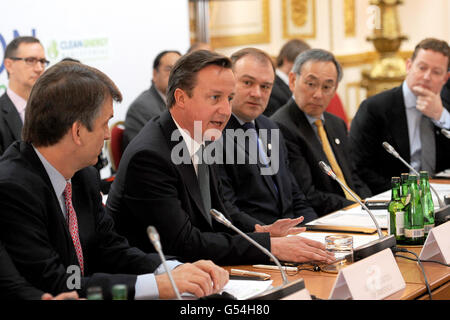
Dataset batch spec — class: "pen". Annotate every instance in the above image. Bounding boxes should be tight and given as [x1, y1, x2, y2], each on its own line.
[252, 264, 298, 272]
[230, 268, 271, 280]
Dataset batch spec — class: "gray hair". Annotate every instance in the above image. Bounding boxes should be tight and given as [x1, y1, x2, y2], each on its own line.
[291, 49, 343, 83]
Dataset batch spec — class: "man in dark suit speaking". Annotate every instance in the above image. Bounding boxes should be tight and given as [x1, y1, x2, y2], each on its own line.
[106, 50, 334, 265]
[216, 47, 317, 226]
[272, 49, 371, 216]
[350, 38, 450, 194]
[0, 61, 228, 300]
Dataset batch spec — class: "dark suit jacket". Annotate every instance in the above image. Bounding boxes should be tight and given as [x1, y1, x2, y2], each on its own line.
[106, 111, 271, 266]
[442, 79, 450, 107]
[264, 74, 291, 117]
[350, 85, 450, 194]
[123, 83, 166, 150]
[0, 142, 166, 299]
[271, 99, 372, 216]
[0, 241, 44, 300]
[216, 114, 317, 225]
[0, 93, 23, 156]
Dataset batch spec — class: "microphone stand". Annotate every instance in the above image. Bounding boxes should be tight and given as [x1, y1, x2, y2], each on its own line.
[318, 161, 396, 261]
[382, 142, 450, 226]
[147, 226, 182, 300]
[210, 209, 309, 300]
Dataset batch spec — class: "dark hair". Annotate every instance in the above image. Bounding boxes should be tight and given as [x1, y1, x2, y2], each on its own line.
[276, 39, 311, 68]
[4, 36, 42, 77]
[292, 49, 343, 83]
[22, 61, 122, 147]
[411, 38, 450, 70]
[61, 57, 81, 63]
[153, 50, 181, 71]
[166, 50, 232, 108]
[230, 47, 275, 74]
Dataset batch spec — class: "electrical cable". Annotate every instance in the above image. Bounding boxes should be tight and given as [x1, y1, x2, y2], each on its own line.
[392, 247, 433, 300]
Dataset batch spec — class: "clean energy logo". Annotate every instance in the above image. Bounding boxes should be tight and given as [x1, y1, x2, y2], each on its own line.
[47, 37, 109, 62]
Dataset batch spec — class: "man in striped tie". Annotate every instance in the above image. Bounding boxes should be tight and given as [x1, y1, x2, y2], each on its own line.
[271, 49, 372, 216]
[0, 61, 228, 300]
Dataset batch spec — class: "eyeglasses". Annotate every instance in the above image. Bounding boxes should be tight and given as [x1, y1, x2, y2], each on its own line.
[302, 78, 336, 96]
[9, 57, 50, 67]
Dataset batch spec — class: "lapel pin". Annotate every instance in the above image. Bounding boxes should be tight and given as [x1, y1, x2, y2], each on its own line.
[335, 138, 340, 145]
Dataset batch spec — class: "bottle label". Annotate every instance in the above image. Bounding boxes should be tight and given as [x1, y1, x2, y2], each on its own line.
[405, 228, 424, 239]
[395, 211, 404, 236]
[424, 224, 434, 234]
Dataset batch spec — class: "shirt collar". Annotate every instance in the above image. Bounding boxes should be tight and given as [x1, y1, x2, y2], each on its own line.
[172, 116, 203, 159]
[232, 113, 255, 127]
[402, 81, 417, 109]
[6, 87, 27, 121]
[276, 69, 289, 86]
[33, 146, 69, 199]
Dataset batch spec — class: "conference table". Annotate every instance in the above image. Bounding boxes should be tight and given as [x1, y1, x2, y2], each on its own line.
[224, 179, 450, 300]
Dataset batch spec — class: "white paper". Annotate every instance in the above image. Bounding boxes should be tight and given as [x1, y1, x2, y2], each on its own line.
[306, 210, 387, 229]
[221, 279, 273, 300]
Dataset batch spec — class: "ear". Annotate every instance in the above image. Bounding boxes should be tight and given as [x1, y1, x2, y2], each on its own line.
[173, 88, 186, 109]
[288, 71, 297, 92]
[4, 58, 13, 74]
[71, 121, 83, 146]
[405, 58, 412, 73]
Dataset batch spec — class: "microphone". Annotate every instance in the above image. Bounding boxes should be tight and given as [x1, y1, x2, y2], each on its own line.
[147, 226, 182, 300]
[209, 209, 288, 285]
[318, 161, 396, 261]
[382, 141, 450, 225]
[441, 128, 450, 139]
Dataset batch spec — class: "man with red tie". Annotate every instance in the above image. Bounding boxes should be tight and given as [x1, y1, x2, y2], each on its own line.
[0, 61, 228, 300]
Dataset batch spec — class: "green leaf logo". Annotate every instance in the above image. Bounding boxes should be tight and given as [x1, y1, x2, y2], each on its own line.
[47, 41, 59, 59]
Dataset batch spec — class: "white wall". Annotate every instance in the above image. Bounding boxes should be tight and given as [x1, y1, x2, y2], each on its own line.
[0, 0, 190, 124]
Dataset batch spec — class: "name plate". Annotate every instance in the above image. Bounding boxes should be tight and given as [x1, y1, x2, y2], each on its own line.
[329, 248, 405, 300]
[419, 221, 450, 264]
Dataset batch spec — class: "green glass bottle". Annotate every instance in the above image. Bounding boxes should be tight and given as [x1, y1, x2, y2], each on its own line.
[112, 284, 128, 300]
[400, 173, 409, 205]
[404, 174, 425, 245]
[388, 177, 405, 242]
[419, 171, 435, 237]
[87, 286, 103, 300]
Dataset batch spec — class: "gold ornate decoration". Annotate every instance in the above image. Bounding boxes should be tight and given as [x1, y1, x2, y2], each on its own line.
[209, 0, 270, 48]
[283, 0, 316, 39]
[344, 0, 356, 37]
[361, 0, 408, 97]
[291, 0, 308, 27]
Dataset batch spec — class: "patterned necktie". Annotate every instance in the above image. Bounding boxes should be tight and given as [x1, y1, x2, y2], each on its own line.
[314, 119, 356, 201]
[419, 115, 436, 173]
[63, 182, 84, 275]
[196, 145, 212, 225]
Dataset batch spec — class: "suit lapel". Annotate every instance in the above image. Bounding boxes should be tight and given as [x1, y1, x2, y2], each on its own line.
[160, 112, 213, 227]
[1, 94, 23, 140]
[388, 87, 411, 162]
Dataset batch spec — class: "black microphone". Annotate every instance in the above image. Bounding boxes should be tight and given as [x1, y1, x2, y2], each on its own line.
[382, 141, 450, 225]
[318, 161, 396, 261]
[209, 209, 288, 285]
[147, 226, 182, 300]
[441, 128, 450, 139]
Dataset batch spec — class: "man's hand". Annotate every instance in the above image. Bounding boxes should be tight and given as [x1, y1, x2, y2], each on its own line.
[41, 291, 79, 300]
[271, 236, 335, 264]
[412, 86, 444, 121]
[254, 217, 305, 237]
[156, 260, 228, 299]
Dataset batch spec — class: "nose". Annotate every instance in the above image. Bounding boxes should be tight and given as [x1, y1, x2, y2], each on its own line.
[423, 69, 432, 80]
[104, 128, 111, 141]
[218, 99, 232, 117]
[35, 61, 45, 73]
[312, 86, 324, 99]
[250, 85, 261, 98]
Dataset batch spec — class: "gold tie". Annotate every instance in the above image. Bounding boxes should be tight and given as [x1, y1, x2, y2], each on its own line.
[314, 119, 356, 201]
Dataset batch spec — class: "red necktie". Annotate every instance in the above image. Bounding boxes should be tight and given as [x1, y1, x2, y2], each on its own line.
[63, 182, 84, 275]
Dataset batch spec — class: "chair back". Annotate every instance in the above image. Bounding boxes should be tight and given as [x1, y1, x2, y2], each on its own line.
[108, 121, 125, 172]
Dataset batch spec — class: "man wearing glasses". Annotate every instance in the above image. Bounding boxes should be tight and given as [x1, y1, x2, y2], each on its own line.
[271, 49, 371, 216]
[0, 36, 48, 155]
